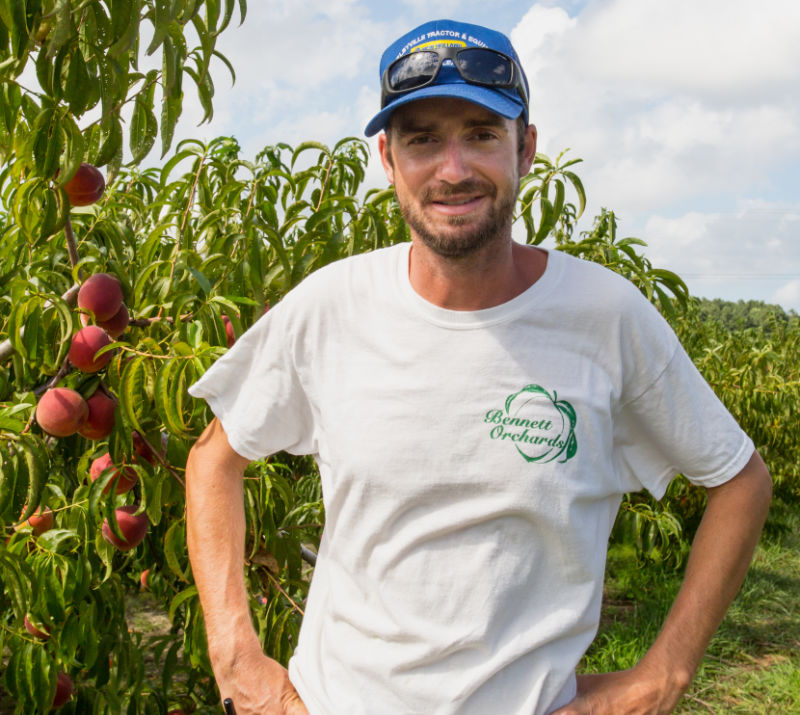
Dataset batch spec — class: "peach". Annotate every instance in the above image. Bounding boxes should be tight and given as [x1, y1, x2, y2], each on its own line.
[26, 507, 54, 536]
[132, 430, 157, 465]
[97, 303, 129, 338]
[63, 162, 105, 206]
[222, 314, 236, 347]
[24, 614, 50, 640]
[52, 671, 73, 708]
[140, 568, 150, 590]
[77, 273, 123, 322]
[36, 387, 88, 437]
[69, 325, 113, 373]
[90, 452, 137, 495]
[78, 391, 116, 440]
[101, 505, 148, 551]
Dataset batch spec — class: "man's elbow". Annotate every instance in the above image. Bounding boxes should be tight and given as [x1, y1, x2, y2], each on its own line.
[717, 450, 773, 519]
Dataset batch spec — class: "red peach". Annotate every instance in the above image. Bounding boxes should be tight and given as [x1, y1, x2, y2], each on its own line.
[63, 162, 105, 206]
[97, 303, 129, 338]
[77, 273, 123, 322]
[52, 671, 73, 708]
[24, 614, 50, 640]
[78, 391, 116, 440]
[27, 507, 54, 536]
[69, 325, 113, 373]
[90, 452, 137, 495]
[222, 314, 236, 347]
[101, 506, 148, 551]
[132, 430, 156, 465]
[36, 387, 88, 437]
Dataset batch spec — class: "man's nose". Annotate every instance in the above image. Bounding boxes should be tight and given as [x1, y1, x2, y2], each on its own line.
[435, 140, 472, 184]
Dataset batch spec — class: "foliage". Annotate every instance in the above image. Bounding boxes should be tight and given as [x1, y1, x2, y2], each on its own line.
[676, 302, 800, 507]
[695, 297, 797, 333]
[0, 0, 246, 213]
[584, 507, 800, 713]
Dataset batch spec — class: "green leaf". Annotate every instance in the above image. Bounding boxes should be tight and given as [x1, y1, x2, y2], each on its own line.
[129, 92, 158, 163]
[120, 356, 148, 433]
[146, 0, 172, 55]
[164, 519, 189, 581]
[188, 266, 212, 296]
[168, 585, 198, 622]
[154, 357, 191, 436]
[64, 47, 92, 116]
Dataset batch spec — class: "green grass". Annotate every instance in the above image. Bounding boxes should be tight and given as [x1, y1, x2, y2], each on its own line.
[582, 501, 800, 713]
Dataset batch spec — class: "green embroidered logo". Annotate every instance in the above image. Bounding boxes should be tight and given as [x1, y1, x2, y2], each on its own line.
[484, 384, 578, 463]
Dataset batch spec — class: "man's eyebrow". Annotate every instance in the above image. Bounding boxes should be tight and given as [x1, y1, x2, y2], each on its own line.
[393, 114, 508, 135]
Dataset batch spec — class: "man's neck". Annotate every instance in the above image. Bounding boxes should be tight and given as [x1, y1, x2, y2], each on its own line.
[407, 236, 547, 311]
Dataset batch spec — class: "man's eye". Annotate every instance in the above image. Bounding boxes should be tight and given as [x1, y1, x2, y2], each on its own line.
[408, 135, 435, 145]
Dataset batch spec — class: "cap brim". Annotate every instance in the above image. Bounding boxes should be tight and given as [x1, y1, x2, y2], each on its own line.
[364, 83, 525, 137]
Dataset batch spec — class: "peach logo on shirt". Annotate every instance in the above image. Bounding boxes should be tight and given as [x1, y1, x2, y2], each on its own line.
[484, 384, 578, 463]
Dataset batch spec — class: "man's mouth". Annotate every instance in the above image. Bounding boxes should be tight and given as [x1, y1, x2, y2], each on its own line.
[434, 197, 479, 205]
[429, 195, 485, 214]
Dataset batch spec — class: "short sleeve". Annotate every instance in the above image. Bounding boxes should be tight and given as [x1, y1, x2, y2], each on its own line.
[188, 301, 317, 461]
[613, 341, 754, 499]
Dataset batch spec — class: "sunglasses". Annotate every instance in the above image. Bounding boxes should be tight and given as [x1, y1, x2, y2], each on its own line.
[381, 46, 529, 110]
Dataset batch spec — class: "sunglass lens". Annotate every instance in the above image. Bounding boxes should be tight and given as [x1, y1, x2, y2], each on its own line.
[388, 51, 440, 91]
[457, 49, 512, 85]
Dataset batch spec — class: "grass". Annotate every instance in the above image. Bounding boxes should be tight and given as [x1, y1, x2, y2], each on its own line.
[581, 500, 800, 713]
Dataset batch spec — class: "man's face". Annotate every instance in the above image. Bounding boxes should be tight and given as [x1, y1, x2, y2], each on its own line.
[379, 97, 536, 259]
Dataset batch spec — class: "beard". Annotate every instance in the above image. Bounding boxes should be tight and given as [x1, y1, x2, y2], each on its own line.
[398, 177, 519, 259]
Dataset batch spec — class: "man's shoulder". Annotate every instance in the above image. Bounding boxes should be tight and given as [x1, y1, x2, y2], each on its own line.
[548, 249, 651, 311]
[282, 243, 407, 309]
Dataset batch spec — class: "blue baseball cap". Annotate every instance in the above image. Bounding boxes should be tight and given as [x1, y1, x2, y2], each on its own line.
[364, 19, 530, 137]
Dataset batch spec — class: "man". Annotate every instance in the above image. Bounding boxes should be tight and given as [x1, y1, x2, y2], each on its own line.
[186, 19, 772, 715]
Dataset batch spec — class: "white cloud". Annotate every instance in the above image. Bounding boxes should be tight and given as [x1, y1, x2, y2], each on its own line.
[567, 0, 800, 100]
[641, 203, 800, 309]
[510, 0, 800, 227]
[771, 280, 800, 313]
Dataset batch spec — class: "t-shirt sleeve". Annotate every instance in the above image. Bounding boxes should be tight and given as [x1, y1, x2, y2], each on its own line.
[613, 340, 754, 499]
[187, 301, 317, 461]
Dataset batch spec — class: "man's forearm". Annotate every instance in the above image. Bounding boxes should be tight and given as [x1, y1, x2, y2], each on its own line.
[186, 421, 261, 671]
[639, 450, 772, 690]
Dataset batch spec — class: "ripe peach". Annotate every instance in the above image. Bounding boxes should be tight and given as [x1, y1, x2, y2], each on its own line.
[69, 325, 113, 373]
[52, 671, 73, 708]
[26, 507, 55, 536]
[90, 452, 137, 495]
[78, 391, 116, 440]
[63, 162, 105, 206]
[97, 303, 129, 338]
[36, 387, 88, 437]
[140, 568, 150, 590]
[222, 314, 236, 347]
[24, 614, 50, 640]
[132, 430, 156, 465]
[101, 505, 148, 551]
[77, 273, 123, 322]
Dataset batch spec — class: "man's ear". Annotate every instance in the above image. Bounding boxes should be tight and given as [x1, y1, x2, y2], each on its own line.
[378, 132, 395, 184]
[519, 123, 538, 175]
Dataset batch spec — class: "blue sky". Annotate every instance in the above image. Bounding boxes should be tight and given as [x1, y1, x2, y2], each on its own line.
[165, 0, 800, 311]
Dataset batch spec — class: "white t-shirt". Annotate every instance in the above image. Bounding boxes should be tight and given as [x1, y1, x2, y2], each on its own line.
[189, 243, 753, 715]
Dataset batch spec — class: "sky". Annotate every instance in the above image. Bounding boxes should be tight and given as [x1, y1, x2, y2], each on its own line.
[164, 0, 800, 312]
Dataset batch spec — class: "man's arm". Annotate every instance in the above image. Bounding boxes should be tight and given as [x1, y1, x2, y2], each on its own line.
[186, 418, 309, 715]
[554, 450, 772, 715]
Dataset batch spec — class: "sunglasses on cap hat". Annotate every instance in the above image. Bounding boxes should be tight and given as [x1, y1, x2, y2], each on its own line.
[380, 46, 529, 110]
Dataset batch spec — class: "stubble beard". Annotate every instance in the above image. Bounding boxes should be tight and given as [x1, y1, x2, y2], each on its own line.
[399, 178, 519, 260]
